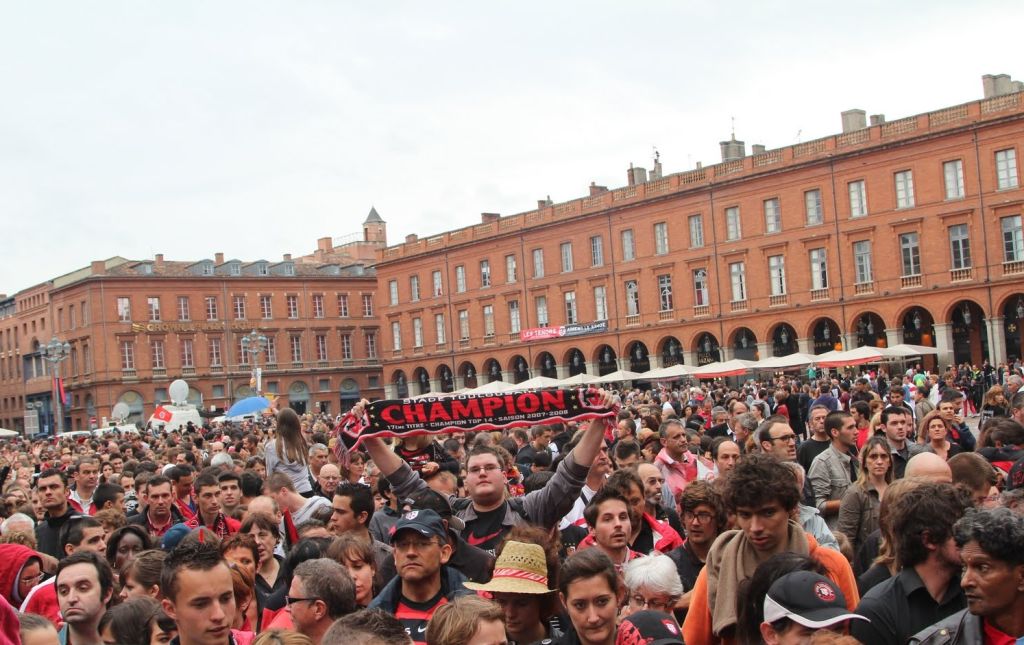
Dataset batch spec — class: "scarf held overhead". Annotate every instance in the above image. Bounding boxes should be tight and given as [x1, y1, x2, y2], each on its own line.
[335, 387, 618, 452]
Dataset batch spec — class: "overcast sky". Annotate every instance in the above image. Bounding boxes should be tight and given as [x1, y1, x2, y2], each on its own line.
[2, 1, 1020, 295]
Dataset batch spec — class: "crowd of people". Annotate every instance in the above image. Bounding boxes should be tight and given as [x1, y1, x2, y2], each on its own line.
[0, 362, 1022, 645]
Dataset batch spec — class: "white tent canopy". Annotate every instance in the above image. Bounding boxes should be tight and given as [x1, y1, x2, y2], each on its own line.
[644, 364, 696, 380]
[751, 353, 818, 370]
[593, 369, 642, 382]
[555, 373, 603, 386]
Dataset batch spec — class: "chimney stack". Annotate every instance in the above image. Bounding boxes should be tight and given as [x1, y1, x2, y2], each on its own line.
[405, 234, 419, 243]
[90, 260, 106, 276]
[751, 144, 766, 155]
[317, 237, 332, 251]
[537, 196, 553, 209]
[589, 182, 608, 196]
[841, 109, 867, 133]
[215, 252, 224, 264]
[870, 114, 886, 126]
[155, 254, 164, 267]
[627, 164, 648, 186]
[481, 212, 500, 224]
[283, 253, 292, 261]
[719, 137, 745, 162]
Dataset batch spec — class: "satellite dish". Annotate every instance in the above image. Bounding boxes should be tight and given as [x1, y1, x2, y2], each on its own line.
[111, 403, 130, 422]
[168, 379, 189, 405]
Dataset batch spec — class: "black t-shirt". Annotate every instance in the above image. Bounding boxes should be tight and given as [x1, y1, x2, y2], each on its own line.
[464, 505, 507, 552]
[797, 438, 831, 473]
[633, 520, 654, 555]
[396, 591, 447, 645]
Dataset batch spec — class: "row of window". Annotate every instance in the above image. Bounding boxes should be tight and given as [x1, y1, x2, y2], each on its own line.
[115, 293, 375, 323]
[387, 215, 1024, 347]
[54, 300, 89, 333]
[116, 331, 379, 371]
[386, 151, 1021, 306]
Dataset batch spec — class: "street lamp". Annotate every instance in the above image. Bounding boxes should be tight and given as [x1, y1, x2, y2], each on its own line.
[239, 329, 268, 395]
[40, 336, 71, 435]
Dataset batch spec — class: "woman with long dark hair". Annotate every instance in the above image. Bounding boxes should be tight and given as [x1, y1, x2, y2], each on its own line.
[264, 408, 312, 495]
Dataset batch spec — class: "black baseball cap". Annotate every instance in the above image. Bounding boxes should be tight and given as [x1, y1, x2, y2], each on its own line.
[762, 571, 867, 629]
[391, 509, 448, 543]
[403, 489, 465, 531]
[615, 610, 684, 645]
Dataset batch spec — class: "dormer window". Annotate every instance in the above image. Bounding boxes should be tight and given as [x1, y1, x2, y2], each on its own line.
[229, 263, 241, 276]
[283, 263, 295, 276]
[201, 263, 214, 276]
[257, 263, 269, 276]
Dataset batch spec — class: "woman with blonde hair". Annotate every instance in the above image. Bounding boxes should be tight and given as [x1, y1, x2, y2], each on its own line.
[837, 436, 892, 563]
[264, 408, 312, 495]
[426, 595, 505, 645]
[252, 630, 313, 645]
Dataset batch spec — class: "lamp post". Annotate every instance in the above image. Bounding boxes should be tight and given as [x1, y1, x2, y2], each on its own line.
[40, 337, 71, 435]
[240, 329, 268, 395]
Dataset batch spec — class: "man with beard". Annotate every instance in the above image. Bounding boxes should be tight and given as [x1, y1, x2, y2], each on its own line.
[369, 510, 473, 645]
[909, 507, 1024, 643]
[882, 407, 925, 479]
[637, 462, 683, 535]
[852, 481, 967, 645]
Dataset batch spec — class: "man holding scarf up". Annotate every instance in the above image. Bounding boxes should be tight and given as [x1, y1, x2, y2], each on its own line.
[682, 453, 859, 645]
[357, 388, 617, 552]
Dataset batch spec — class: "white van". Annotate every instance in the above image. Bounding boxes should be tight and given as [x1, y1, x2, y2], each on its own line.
[147, 405, 204, 432]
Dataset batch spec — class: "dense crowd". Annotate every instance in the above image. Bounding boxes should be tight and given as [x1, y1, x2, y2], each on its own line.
[1, 361, 1023, 645]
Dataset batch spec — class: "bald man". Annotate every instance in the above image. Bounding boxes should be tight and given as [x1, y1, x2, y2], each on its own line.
[904, 452, 953, 483]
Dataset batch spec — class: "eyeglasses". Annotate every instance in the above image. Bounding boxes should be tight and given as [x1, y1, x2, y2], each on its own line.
[683, 511, 714, 524]
[285, 596, 321, 606]
[865, 453, 890, 461]
[770, 433, 797, 443]
[467, 464, 502, 475]
[629, 595, 676, 612]
[19, 572, 42, 586]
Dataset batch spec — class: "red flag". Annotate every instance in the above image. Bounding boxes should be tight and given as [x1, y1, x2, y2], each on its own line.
[154, 406, 173, 422]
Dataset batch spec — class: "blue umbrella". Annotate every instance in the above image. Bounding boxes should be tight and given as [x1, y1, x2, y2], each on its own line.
[226, 396, 271, 418]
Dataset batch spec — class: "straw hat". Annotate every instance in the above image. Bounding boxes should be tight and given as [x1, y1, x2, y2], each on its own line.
[464, 541, 553, 595]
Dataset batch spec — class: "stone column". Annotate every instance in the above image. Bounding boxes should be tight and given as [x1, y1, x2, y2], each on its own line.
[683, 350, 697, 367]
[556, 363, 569, 379]
[428, 378, 441, 393]
[843, 333, 858, 351]
[650, 354, 664, 370]
[756, 342, 772, 362]
[798, 337, 812, 355]
[985, 317, 1007, 365]
[719, 346, 733, 361]
[933, 323, 955, 370]
[384, 384, 397, 399]
[885, 327, 904, 348]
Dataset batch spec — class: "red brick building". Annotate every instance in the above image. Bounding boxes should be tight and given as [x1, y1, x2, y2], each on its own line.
[375, 85, 1024, 398]
[0, 214, 387, 434]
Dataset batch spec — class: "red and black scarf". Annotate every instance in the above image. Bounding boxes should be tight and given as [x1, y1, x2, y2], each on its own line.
[333, 387, 618, 453]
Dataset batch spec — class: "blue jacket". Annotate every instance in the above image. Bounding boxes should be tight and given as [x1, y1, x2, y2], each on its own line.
[369, 564, 474, 613]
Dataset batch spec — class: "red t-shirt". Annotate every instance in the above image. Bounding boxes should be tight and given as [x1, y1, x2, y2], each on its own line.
[396, 592, 448, 645]
[982, 619, 1017, 645]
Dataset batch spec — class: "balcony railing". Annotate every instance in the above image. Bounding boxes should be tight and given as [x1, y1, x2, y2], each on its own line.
[694, 305, 711, 317]
[730, 300, 748, 312]
[121, 369, 137, 378]
[182, 367, 196, 376]
[810, 288, 830, 302]
[459, 338, 470, 348]
[769, 294, 788, 307]
[658, 310, 674, 321]
[1003, 260, 1024, 276]
[625, 314, 641, 326]
[950, 268, 972, 282]
[854, 282, 874, 295]
[901, 274, 923, 289]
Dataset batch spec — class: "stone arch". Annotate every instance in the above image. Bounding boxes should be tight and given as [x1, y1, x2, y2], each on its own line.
[849, 311, 886, 348]
[457, 362, 478, 389]
[483, 358, 503, 383]
[536, 352, 557, 379]
[391, 370, 409, 399]
[694, 332, 721, 365]
[769, 322, 799, 357]
[435, 364, 455, 393]
[413, 367, 431, 394]
[729, 327, 758, 361]
[998, 293, 1024, 361]
[509, 355, 530, 383]
[627, 341, 650, 372]
[948, 300, 989, 366]
[565, 347, 587, 376]
[659, 336, 684, 367]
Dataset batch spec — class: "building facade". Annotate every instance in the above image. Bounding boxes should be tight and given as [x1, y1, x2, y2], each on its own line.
[375, 89, 1024, 398]
[0, 214, 387, 434]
